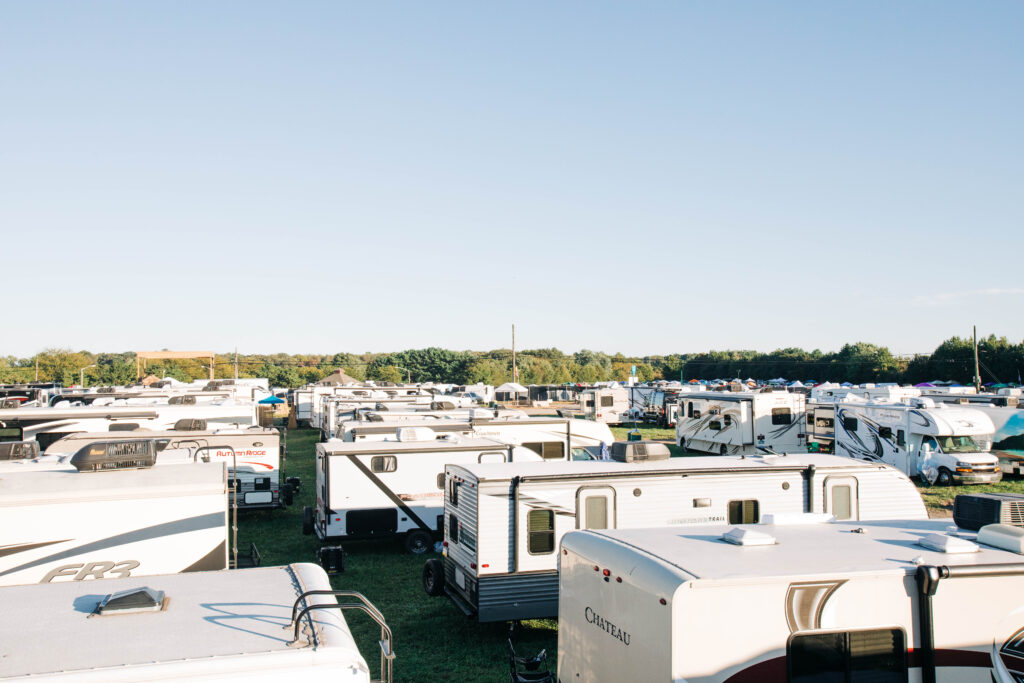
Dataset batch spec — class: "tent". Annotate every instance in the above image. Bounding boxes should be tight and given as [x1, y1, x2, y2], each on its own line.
[258, 395, 285, 404]
[914, 382, 936, 388]
[495, 382, 529, 403]
[840, 382, 854, 387]
[788, 380, 804, 388]
[321, 369, 360, 385]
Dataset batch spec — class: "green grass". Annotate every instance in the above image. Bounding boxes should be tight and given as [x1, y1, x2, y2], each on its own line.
[239, 428, 1024, 681]
[609, 423, 685, 456]
[236, 428, 556, 683]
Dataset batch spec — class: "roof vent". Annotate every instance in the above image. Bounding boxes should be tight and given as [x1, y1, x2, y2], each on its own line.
[0, 441, 40, 461]
[761, 513, 834, 525]
[917, 533, 979, 554]
[173, 418, 208, 431]
[977, 524, 1024, 555]
[610, 441, 671, 463]
[397, 427, 437, 442]
[97, 587, 166, 615]
[722, 527, 776, 546]
[71, 440, 157, 471]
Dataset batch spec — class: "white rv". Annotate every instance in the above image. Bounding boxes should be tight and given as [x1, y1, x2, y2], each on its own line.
[812, 398, 1002, 485]
[305, 432, 548, 553]
[558, 518, 1024, 683]
[676, 390, 806, 455]
[580, 386, 630, 425]
[0, 401, 258, 450]
[922, 393, 1024, 475]
[340, 416, 616, 461]
[42, 427, 293, 509]
[0, 457, 228, 587]
[427, 452, 927, 622]
[0, 563, 393, 682]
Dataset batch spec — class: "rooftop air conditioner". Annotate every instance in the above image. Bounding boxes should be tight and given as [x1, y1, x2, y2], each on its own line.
[953, 493, 1024, 531]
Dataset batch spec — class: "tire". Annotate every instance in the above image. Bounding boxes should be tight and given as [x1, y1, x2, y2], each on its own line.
[423, 558, 445, 596]
[282, 483, 294, 507]
[301, 506, 314, 536]
[405, 529, 433, 555]
[936, 468, 954, 487]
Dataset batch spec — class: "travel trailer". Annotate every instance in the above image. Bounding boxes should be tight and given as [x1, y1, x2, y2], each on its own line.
[42, 427, 293, 509]
[557, 518, 1024, 683]
[340, 416, 615, 461]
[579, 386, 630, 425]
[0, 455, 228, 587]
[319, 394, 477, 440]
[0, 563, 394, 682]
[428, 453, 927, 622]
[0, 401, 258, 450]
[305, 432, 550, 554]
[675, 391, 806, 455]
[809, 398, 1002, 485]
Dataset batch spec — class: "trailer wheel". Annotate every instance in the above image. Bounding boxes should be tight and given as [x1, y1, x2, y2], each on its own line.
[423, 558, 445, 596]
[282, 483, 294, 507]
[301, 506, 314, 535]
[936, 468, 953, 486]
[405, 530, 433, 555]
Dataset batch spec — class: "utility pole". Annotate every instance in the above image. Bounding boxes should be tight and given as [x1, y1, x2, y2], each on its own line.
[512, 324, 518, 383]
[34, 356, 38, 381]
[234, 347, 239, 380]
[973, 325, 981, 393]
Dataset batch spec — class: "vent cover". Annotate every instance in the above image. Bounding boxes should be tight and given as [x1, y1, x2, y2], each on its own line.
[97, 587, 165, 615]
[722, 527, 776, 546]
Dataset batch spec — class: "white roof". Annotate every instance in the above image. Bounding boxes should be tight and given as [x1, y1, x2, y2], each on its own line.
[320, 436, 509, 454]
[0, 563, 367, 679]
[495, 382, 528, 393]
[451, 453, 900, 482]
[567, 519, 1024, 583]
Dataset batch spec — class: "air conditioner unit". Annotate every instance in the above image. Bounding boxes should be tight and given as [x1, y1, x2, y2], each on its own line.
[953, 493, 1024, 531]
[610, 441, 671, 463]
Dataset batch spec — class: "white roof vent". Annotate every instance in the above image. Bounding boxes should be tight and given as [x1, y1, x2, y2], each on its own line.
[911, 397, 937, 409]
[97, 587, 166, 615]
[761, 513, 834, 525]
[397, 427, 437, 442]
[977, 524, 1024, 555]
[722, 527, 776, 546]
[917, 533, 979, 554]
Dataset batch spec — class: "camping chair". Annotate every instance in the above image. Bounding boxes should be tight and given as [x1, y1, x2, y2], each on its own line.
[507, 639, 554, 683]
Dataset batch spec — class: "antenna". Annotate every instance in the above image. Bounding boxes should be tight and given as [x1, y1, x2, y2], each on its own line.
[512, 324, 518, 383]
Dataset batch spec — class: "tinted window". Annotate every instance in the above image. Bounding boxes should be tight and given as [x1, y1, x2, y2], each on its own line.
[436, 473, 445, 490]
[789, 628, 906, 683]
[449, 513, 459, 543]
[728, 499, 760, 524]
[772, 408, 793, 425]
[878, 427, 893, 439]
[600, 396, 614, 407]
[370, 455, 397, 473]
[709, 420, 723, 431]
[527, 509, 555, 554]
[843, 417, 858, 432]
[524, 442, 565, 460]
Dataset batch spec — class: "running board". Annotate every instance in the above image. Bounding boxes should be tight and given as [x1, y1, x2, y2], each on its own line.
[443, 586, 475, 617]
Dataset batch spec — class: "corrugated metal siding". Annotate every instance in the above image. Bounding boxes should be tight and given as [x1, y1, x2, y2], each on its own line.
[478, 572, 559, 622]
[446, 474, 478, 571]
[854, 470, 928, 520]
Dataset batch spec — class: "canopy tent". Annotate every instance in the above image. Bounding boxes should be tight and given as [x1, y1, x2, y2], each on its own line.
[258, 395, 285, 404]
[495, 382, 529, 403]
[788, 380, 804, 388]
[914, 382, 936, 388]
[840, 382, 854, 387]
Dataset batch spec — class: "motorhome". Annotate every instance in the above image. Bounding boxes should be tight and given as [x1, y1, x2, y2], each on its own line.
[0, 455, 228, 587]
[305, 432, 550, 554]
[675, 390, 806, 455]
[809, 398, 1002, 485]
[339, 416, 616, 460]
[0, 401, 258, 450]
[921, 392, 1024, 475]
[428, 452, 927, 622]
[557, 518, 1024, 683]
[0, 562, 394, 682]
[579, 386, 630, 424]
[42, 427, 292, 509]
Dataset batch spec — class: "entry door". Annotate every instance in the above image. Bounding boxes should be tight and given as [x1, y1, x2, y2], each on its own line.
[823, 476, 859, 521]
[576, 486, 616, 530]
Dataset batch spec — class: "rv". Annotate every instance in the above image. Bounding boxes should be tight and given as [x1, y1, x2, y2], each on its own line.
[320, 394, 476, 440]
[0, 563, 394, 682]
[676, 390, 806, 455]
[558, 518, 1024, 683]
[0, 455, 228, 587]
[339, 416, 615, 460]
[427, 452, 928, 622]
[305, 432, 559, 554]
[810, 398, 1002, 485]
[579, 386, 630, 424]
[921, 393, 1024, 475]
[0, 401, 258, 450]
[42, 427, 293, 509]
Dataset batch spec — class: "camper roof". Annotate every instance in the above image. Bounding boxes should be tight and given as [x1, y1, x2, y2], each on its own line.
[0, 563, 365, 679]
[0, 462, 226, 507]
[319, 436, 509, 455]
[449, 453, 898, 482]
[567, 519, 1024, 586]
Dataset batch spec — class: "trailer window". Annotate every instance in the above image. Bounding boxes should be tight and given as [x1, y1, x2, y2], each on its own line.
[788, 628, 906, 683]
[370, 456, 397, 473]
[600, 396, 614, 407]
[449, 479, 460, 506]
[524, 442, 565, 460]
[687, 402, 694, 418]
[896, 430, 905, 447]
[709, 420, 722, 431]
[108, 423, 139, 432]
[831, 486, 853, 520]
[584, 497, 608, 530]
[842, 417, 858, 432]
[772, 408, 793, 425]
[436, 473, 445, 490]
[728, 499, 760, 524]
[692, 409, 702, 419]
[878, 427, 892, 440]
[724, 415, 733, 426]
[807, 413, 814, 426]
[449, 513, 459, 543]
[527, 509, 555, 554]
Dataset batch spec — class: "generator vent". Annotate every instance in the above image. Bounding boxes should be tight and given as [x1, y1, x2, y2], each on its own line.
[71, 440, 157, 471]
[953, 493, 1024, 531]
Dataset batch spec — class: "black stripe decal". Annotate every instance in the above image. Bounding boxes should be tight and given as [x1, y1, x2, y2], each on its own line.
[345, 455, 434, 533]
[0, 539, 70, 558]
[0, 512, 225, 577]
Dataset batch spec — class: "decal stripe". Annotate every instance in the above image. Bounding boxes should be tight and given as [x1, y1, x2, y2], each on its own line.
[345, 455, 434, 533]
[0, 539, 71, 558]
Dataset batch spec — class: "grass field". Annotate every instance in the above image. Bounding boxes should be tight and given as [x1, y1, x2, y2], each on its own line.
[239, 426, 1024, 682]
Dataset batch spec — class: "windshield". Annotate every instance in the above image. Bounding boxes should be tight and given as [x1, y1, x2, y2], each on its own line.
[935, 435, 987, 454]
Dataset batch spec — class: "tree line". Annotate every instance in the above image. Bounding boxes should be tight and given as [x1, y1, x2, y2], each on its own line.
[2, 336, 1022, 388]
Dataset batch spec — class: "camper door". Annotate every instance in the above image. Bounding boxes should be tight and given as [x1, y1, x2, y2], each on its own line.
[575, 486, 615, 530]
[822, 476, 859, 521]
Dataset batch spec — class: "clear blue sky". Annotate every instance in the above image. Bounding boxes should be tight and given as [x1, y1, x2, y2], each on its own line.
[2, 2, 1021, 358]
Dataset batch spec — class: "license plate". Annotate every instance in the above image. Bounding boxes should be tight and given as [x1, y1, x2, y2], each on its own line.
[454, 567, 466, 589]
